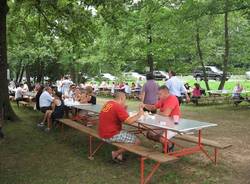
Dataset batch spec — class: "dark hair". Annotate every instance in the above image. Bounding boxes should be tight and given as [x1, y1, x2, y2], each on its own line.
[194, 83, 200, 88]
[158, 85, 169, 91]
[146, 73, 154, 80]
[169, 70, 176, 76]
[55, 91, 62, 99]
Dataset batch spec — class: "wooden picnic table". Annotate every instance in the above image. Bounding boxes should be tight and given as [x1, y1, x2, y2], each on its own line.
[60, 103, 231, 184]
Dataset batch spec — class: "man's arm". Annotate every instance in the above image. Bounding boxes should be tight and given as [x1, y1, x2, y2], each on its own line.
[143, 104, 157, 111]
[140, 91, 145, 102]
[158, 108, 172, 117]
[124, 113, 141, 124]
[181, 84, 190, 102]
[124, 107, 144, 124]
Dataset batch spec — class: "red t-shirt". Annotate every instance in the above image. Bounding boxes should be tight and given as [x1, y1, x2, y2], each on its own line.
[98, 101, 129, 138]
[155, 95, 180, 117]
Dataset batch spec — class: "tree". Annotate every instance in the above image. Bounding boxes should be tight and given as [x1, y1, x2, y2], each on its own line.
[0, 0, 18, 124]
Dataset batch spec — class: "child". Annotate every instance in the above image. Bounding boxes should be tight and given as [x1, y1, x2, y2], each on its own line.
[191, 83, 202, 105]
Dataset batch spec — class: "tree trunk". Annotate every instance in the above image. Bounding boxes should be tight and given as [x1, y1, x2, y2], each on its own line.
[26, 66, 32, 89]
[0, 0, 18, 121]
[218, 0, 229, 90]
[18, 65, 25, 84]
[15, 60, 22, 83]
[195, 27, 210, 91]
[146, 23, 154, 73]
[36, 58, 44, 83]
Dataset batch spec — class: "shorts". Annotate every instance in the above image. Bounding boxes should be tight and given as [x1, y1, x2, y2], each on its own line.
[103, 130, 137, 144]
[51, 112, 63, 120]
[40, 106, 51, 113]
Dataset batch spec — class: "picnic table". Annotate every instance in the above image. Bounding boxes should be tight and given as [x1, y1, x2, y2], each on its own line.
[136, 114, 217, 157]
[71, 104, 221, 161]
[58, 103, 231, 184]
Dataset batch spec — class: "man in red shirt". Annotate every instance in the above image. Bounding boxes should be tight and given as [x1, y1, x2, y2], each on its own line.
[99, 92, 144, 162]
[142, 85, 180, 151]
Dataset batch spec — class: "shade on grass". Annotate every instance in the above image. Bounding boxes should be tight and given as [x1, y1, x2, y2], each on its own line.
[1, 101, 250, 184]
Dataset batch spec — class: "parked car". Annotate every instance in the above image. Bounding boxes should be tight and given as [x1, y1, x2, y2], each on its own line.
[246, 71, 250, 80]
[100, 73, 117, 81]
[123, 72, 146, 80]
[153, 71, 169, 80]
[193, 66, 230, 81]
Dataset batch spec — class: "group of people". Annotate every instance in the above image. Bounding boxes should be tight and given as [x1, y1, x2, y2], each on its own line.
[98, 71, 185, 162]
[7, 71, 248, 163]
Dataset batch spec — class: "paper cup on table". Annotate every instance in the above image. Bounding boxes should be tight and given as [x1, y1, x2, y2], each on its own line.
[160, 121, 166, 126]
[173, 115, 180, 123]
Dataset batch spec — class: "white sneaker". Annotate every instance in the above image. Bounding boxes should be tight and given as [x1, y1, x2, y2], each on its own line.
[37, 122, 45, 127]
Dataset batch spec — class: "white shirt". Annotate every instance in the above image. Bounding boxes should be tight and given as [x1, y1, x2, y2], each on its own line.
[125, 85, 131, 94]
[39, 91, 54, 107]
[56, 80, 62, 92]
[15, 87, 23, 99]
[61, 79, 73, 93]
[23, 84, 29, 93]
[166, 76, 187, 97]
[111, 84, 115, 94]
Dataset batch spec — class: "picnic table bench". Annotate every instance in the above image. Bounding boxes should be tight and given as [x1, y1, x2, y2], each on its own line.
[173, 134, 232, 163]
[57, 118, 178, 184]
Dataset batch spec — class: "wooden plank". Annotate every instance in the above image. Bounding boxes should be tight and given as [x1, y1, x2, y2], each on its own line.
[174, 134, 232, 149]
[57, 118, 178, 163]
[19, 101, 29, 106]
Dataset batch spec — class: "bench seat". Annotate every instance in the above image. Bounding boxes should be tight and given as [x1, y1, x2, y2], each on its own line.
[57, 118, 178, 163]
[174, 134, 232, 149]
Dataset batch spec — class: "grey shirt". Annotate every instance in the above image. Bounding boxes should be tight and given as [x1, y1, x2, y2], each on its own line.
[142, 80, 159, 104]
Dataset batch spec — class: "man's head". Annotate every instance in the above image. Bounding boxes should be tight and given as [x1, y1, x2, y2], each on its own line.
[158, 85, 170, 100]
[146, 73, 154, 80]
[45, 87, 52, 94]
[168, 70, 176, 78]
[70, 84, 76, 91]
[55, 92, 62, 99]
[114, 92, 126, 105]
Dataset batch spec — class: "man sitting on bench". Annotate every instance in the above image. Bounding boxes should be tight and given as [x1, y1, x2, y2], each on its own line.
[98, 92, 144, 162]
[142, 85, 180, 152]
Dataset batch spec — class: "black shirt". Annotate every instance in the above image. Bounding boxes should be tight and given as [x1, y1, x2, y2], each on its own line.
[88, 96, 96, 105]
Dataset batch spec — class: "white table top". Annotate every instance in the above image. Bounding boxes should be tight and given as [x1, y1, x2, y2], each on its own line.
[137, 114, 217, 133]
[70, 104, 217, 133]
[64, 99, 81, 107]
[72, 104, 102, 113]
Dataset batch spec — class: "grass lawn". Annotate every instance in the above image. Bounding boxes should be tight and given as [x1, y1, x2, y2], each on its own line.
[154, 79, 250, 91]
[1, 99, 250, 184]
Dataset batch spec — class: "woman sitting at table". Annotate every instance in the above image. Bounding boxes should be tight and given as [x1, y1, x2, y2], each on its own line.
[85, 86, 96, 105]
[73, 87, 82, 102]
[40, 92, 64, 132]
[142, 85, 180, 152]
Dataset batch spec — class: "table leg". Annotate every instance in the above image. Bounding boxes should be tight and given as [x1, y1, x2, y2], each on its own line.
[164, 129, 168, 154]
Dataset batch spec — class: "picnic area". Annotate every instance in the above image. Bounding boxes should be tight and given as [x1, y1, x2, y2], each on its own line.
[1, 1, 250, 184]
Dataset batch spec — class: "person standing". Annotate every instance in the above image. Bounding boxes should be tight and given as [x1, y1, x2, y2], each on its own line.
[141, 73, 159, 113]
[166, 70, 190, 104]
[61, 76, 73, 95]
